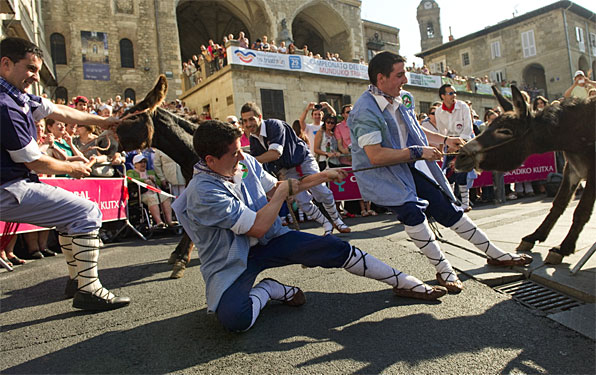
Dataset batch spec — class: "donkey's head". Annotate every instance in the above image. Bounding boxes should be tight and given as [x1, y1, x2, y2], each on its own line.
[116, 75, 168, 151]
[455, 85, 534, 172]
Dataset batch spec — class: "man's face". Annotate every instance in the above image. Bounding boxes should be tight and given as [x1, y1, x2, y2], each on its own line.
[575, 74, 586, 86]
[0, 52, 42, 92]
[376, 62, 407, 98]
[48, 121, 66, 137]
[65, 123, 77, 135]
[208, 138, 245, 177]
[441, 86, 457, 106]
[241, 110, 262, 135]
[312, 109, 323, 124]
[342, 106, 352, 121]
[134, 160, 147, 172]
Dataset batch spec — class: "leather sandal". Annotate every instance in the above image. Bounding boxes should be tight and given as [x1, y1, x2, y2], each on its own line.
[436, 272, 464, 294]
[261, 278, 306, 306]
[487, 253, 533, 267]
[334, 223, 351, 233]
[393, 285, 447, 300]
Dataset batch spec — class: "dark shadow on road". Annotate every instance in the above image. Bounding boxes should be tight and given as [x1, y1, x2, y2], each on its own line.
[3, 290, 594, 374]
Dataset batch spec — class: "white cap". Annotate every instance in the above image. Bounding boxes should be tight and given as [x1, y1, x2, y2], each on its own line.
[132, 154, 146, 164]
[99, 103, 112, 112]
[574, 70, 585, 78]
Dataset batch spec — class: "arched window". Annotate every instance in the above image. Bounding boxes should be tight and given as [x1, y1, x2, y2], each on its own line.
[426, 23, 435, 39]
[54, 86, 68, 103]
[124, 88, 136, 102]
[120, 38, 135, 68]
[50, 33, 67, 65]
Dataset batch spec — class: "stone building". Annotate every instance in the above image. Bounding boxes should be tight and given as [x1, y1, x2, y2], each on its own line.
[1, 0, 56, 95]
[32, 0, 400, 112]
[416, 0, 596, 100]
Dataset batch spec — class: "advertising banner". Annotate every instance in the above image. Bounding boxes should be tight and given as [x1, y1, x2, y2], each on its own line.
[0, 178, 127, 235]
[228, 47, 369, 80]
[472, 152, 556, 187]
[328, 172, 362, 201]
[406, 72, 442, 89]
[81, 31, 110, 81]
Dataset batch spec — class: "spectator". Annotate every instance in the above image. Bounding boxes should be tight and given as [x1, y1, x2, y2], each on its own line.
[288, 43, 296, 54]
[127, 154, 176, 229]
[98, 103, 112, 117]
[302, 45, 309, 56]
[153, 148, 186, 199]
[251, 38, 262, 51]
[1, 235, 25, 265]
[45, 118, 88, 163]
[563, 70, 595, 99]
[532, 96, 548, 112]
[313, 113, 341, 171]
[269, 39, 278, 53]
[278, 41, 287, 54]
[292, 119, 309, 146]
[261, 36, 270, 51]
[113, 95, 123, 113]
[237, 31, 249, 49]
[419, 104, 440, 134]
[22, 229, 54, 259]
[299, 101, 336, 155]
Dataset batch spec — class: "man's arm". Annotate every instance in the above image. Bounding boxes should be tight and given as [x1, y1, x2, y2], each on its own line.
[254, 149, 281, 164]
[364, 143, 442, 165]
[421, 128, 465, 151]
[321, 102, 336, 117]
[245, 179, 295, 238]
[47, 104, 119, 130]
[299, 102, 316, 131]
[25, 155, 92, 178]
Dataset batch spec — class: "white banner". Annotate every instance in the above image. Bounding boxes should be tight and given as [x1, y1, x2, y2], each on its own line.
[405, 72, 442, 89]
[227, 47, 369, 80]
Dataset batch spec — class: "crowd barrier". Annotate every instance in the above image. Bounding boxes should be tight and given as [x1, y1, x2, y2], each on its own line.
[0, 177, 127, 236]
[329, 152, 557, 201]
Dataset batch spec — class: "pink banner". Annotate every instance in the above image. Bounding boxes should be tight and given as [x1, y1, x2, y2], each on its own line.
[0, 178, 127, 235]
[329, 172, 362, 201]
[472, 152, 556, 187]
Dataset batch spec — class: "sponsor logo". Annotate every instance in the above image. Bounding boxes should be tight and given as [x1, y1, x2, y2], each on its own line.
[289, 55, 301, 69]
[401, 93, 413, 109]
[235, 50, 256, 63]
[239, 162, 249, 179]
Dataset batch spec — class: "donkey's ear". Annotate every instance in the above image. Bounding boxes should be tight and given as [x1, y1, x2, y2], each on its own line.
[491, 85, 513, 113]
[510, 85, 530, 119]
[131, 75, 168, 114]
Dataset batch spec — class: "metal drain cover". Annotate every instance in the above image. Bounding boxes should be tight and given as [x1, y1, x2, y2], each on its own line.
[495, 279, 584, 314]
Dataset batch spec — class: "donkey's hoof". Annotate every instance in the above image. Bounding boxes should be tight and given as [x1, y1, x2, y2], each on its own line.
[544, 250, 563, 265]
[516, 240, 534, 252]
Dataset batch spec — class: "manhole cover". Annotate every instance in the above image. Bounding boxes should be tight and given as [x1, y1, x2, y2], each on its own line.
[495, 279, 584, 314]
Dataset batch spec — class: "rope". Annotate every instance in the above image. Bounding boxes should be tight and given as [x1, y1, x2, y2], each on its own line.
[126, 176, 177, 199]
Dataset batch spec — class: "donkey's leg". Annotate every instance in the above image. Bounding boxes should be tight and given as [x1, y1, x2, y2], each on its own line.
[517, 163, 580, 252]
[546, 169, 595, 264]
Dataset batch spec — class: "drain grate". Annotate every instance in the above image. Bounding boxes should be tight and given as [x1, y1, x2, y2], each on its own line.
[495, 279, 584, 314]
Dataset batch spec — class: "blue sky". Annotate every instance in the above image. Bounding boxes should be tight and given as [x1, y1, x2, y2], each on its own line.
[361, 0, 596, 66]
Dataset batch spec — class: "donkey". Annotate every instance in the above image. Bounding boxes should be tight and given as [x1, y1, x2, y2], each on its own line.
[116, 75, 199, 271]
[455, 85, 595, 264]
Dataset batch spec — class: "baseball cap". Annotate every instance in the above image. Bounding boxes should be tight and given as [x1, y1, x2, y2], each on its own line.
[574, 70, 585, 78]
[74, 96, 89, 104]
[132, 154, 147, 164]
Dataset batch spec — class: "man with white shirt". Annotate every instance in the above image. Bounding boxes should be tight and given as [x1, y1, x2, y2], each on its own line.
[348, 51, 532, 294]
[299, 101, 336, 154]
[171, 120, 448, 332]
[240, 102, 349, 235]
[0, 37, 130, 310]
[434, 83, 474, 211]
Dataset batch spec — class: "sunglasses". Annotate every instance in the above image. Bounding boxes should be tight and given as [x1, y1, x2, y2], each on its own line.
[429, 112, 435, 115]
[344, 111, 351, 114]
[446, 91, 457, 96]
[325, 120, 337, 124]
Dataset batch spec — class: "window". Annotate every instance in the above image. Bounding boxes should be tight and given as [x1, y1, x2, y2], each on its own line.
[576, 27, 585, 52]
[490, 70, 506, 83]
[491, 41, 501, 59]
[426, 22, 435, 39]
[124, 88, 136, 103]
[462, 52, 470, 66]
[590, 33, 596, 57]
[120, 38, 134, 68]
[260, 89, 285, 121]
[521, 30, 536, 58]
[54, 86, 68, 103]
[50, 33, 66, 65]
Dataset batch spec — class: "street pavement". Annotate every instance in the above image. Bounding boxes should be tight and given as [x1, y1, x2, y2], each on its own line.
[1, 195, 594, 374]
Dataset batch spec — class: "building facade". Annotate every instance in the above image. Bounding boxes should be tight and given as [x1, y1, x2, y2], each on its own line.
[416, 0, 596, 100]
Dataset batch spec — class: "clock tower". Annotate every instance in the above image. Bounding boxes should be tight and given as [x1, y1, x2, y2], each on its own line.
[417, 0, 443, 52]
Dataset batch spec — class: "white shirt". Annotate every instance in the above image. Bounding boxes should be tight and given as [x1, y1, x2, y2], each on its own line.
[434, 100, 474, 140]
[304, 123, 322, 154]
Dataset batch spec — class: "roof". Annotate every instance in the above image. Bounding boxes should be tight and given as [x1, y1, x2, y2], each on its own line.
[416, 0, 595, 58]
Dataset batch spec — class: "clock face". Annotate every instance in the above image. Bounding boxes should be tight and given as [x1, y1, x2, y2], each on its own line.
[424, 1, 432, 9]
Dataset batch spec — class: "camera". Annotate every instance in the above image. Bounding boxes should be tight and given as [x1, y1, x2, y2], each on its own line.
[314, 104, 322, 110]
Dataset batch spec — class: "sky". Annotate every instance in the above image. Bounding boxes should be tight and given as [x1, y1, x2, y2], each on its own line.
[361, 0, 596, 66]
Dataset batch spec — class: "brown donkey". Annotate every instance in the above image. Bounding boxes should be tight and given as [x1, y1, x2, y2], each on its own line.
[116, 75, 198, 272]
[455, 85, 595, 264]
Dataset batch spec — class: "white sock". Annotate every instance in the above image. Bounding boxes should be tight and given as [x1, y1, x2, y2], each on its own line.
[450, 215, 521, 261]
[59, 234, 77, 280]
[343, 246, 430, 293]
[301, 202, 332, 230]
[246, 284, 270, 331]
[71, 232, 114, 299]
[321, 201, 345, 227]
[245, 278, 301, 331]
[459, 185, 470, 209]
[405, 220, 458, 282]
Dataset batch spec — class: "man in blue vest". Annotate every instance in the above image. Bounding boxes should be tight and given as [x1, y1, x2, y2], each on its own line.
[0, 37, 129, 310]
[348, 51, 532, 294]
[171, 120, 447, 332]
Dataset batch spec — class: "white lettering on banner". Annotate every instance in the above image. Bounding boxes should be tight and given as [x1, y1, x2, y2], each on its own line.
[505, 167, 533, 176]
[72, 191, 90, 199]
[533, 165, 554, 173]
[100, 200, 124, 210]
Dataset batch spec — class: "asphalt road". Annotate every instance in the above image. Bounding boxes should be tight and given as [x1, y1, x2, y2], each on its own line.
[1, 207, 595, 374]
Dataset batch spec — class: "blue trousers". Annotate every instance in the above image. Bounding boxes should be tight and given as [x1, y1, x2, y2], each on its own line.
[388, 167, 463, 227]
[217, 231, 350, 331]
